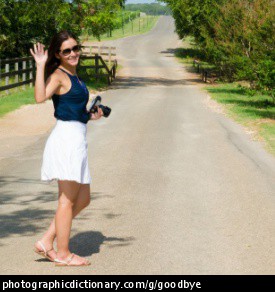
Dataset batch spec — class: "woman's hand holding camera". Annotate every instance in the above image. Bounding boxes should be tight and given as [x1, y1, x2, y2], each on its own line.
[91, 106, 103, 120]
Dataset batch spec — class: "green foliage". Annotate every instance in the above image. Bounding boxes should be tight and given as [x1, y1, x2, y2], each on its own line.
[125, 3, 171, 15]
[0, 0, 126, 58]
[207, 83, 275, 154]
[162, 0, 275, 99]
[0, 0, 82, 58]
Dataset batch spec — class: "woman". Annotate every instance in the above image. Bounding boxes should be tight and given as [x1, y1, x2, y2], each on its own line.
[30, 31, 103, 267]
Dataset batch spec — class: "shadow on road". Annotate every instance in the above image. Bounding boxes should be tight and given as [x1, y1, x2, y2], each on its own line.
[110, 76, 188, 90]
[0, 208, 54, 245]
[0, 175, 125, 252]
[159, 48, 177, 56]
[69, 231, 135, 257]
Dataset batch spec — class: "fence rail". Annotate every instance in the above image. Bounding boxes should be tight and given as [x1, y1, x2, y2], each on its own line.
[0, 46, 117, 94]
[193, 60, 219, 84]
[81, 54, 117, 85]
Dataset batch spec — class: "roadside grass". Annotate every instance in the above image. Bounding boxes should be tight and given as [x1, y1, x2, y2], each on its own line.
[0, 22, 130, 119]
[81, 15, 159, 42]
[174, 43, 215, 70]
[0, 87, 35, 118]
[0, 15, 156, 119]
[175, 37, 275, 155]
[207, 83, 275, 155]
[0, 68, 111, 118]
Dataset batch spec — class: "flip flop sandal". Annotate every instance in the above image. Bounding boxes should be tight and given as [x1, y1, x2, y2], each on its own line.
[54, 253, 91, 267]
[34, 241, 55, 262]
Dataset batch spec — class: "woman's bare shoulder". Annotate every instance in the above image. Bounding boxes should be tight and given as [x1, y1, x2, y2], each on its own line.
[46, 69, 63, 85]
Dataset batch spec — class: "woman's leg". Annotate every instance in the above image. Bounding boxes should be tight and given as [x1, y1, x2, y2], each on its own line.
[55, 180, 81, 258]
[35, 182, 91, 259]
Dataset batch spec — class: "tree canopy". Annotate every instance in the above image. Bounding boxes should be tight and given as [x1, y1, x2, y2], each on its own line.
[162, 0, 275, 96]
[0, 0, 126, 58]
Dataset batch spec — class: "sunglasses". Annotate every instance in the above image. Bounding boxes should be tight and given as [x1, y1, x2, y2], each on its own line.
[58, 45, 82, 56]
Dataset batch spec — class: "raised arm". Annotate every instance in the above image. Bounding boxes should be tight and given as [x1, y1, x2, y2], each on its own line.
[30, 43, 60, 103]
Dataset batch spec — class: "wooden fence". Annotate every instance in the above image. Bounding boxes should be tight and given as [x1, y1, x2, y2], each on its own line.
[0, 45, 117, 93]
[0, 57, 35, 93]
[193, 60, 219, 84]
[81, 45, 117, 85]
[82, 45, 116, 68]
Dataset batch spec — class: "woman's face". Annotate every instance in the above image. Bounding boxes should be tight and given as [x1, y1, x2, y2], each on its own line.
[57, 37, 81, 67]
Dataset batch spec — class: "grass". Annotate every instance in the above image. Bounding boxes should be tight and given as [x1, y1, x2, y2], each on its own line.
[207, 83, 275, 155]
[174, 46, 215, 70]
[0, 87, 36, 118]
[175, 37, 275, 156]
[0, 67, 111, 118]
[0, 44, 124, 118]
[81, 15, 159, 42]
[0, 15, 159, 118]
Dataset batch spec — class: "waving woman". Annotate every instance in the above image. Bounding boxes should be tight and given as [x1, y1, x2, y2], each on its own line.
[30, 31, 103, 267]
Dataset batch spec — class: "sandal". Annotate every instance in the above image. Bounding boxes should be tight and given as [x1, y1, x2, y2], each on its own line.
[34, 241, 56, 262]
[54, 253, 91, 267]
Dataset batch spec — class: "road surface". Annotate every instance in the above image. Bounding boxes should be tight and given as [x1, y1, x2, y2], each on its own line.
[0, 16, 274, 275]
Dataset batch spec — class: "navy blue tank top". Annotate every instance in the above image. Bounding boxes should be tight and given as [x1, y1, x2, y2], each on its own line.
[52, 68, 90, 124]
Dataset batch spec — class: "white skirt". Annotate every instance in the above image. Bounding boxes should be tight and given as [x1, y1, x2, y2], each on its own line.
[41, 119, 92, 184]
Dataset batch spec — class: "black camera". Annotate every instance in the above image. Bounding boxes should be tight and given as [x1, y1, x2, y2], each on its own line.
[88, 96, 111, 118]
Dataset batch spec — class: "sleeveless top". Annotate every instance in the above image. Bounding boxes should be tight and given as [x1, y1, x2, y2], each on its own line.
[52, 68, 90, 124]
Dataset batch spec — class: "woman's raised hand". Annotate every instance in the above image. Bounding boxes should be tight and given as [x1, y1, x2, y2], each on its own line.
[30, 43, 48, 65]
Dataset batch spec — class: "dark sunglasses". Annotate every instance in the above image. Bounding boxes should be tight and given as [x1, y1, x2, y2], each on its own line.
[58, 45, 82, 56]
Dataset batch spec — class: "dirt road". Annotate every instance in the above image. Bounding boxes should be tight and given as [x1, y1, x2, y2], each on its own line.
[0, 16, 274, 275]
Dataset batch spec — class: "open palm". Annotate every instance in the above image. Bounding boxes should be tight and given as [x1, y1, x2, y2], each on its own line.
[30, 43, 48, 65]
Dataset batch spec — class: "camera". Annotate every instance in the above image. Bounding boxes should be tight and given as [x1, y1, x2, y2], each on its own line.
[88, 96, 111, 118]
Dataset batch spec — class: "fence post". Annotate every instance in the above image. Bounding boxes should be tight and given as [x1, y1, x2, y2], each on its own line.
[0, 59, 1, 91]
[108, 47, 111, 69]
[5, 62, 9, 94]
[205, 70, 208, 83]
[32, 60, 35, 86]
[22, 61, 26, 90]
[197, 64, 200, 73]
[29, 60, 33, 87]
[15, 62, 19, 83]
[95, 54, 99, 82]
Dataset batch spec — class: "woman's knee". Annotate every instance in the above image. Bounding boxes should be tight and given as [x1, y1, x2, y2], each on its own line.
[79, 184, 91, 208]
[58, 180, 81, 208]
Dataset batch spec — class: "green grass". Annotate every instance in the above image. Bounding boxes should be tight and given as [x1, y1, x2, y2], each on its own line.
[81, 15, 159, 42]
[0, 50, 121, 118]
[0, 68, 111, 118]
[207, 83, 275, 155]
[174, 37, 275, 155]
[0, 87, 36, 118]
[174, 46, 215, 70]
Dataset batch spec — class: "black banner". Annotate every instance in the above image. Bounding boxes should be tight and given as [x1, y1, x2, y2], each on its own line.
[0, 276, 274, 291]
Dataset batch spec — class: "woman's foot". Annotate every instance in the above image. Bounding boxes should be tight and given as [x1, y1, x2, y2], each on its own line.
[34, 240, 57, 262]
[54, 253, 91, 266]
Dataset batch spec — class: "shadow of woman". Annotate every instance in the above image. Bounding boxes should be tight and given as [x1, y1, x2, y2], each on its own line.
[69, 231, 135, 257]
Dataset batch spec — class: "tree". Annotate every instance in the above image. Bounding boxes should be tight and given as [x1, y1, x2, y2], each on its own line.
[162, 0, 275, 97]
[0, 0, 126, 58]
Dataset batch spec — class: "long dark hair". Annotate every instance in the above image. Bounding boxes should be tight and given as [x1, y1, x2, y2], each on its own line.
[45, 30, 78, 79]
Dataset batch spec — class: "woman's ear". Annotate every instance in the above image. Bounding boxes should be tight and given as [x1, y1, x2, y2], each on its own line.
[55, 53, 60, 59]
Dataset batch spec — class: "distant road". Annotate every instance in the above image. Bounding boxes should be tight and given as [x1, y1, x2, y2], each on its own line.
[0, 16, 274, 275]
